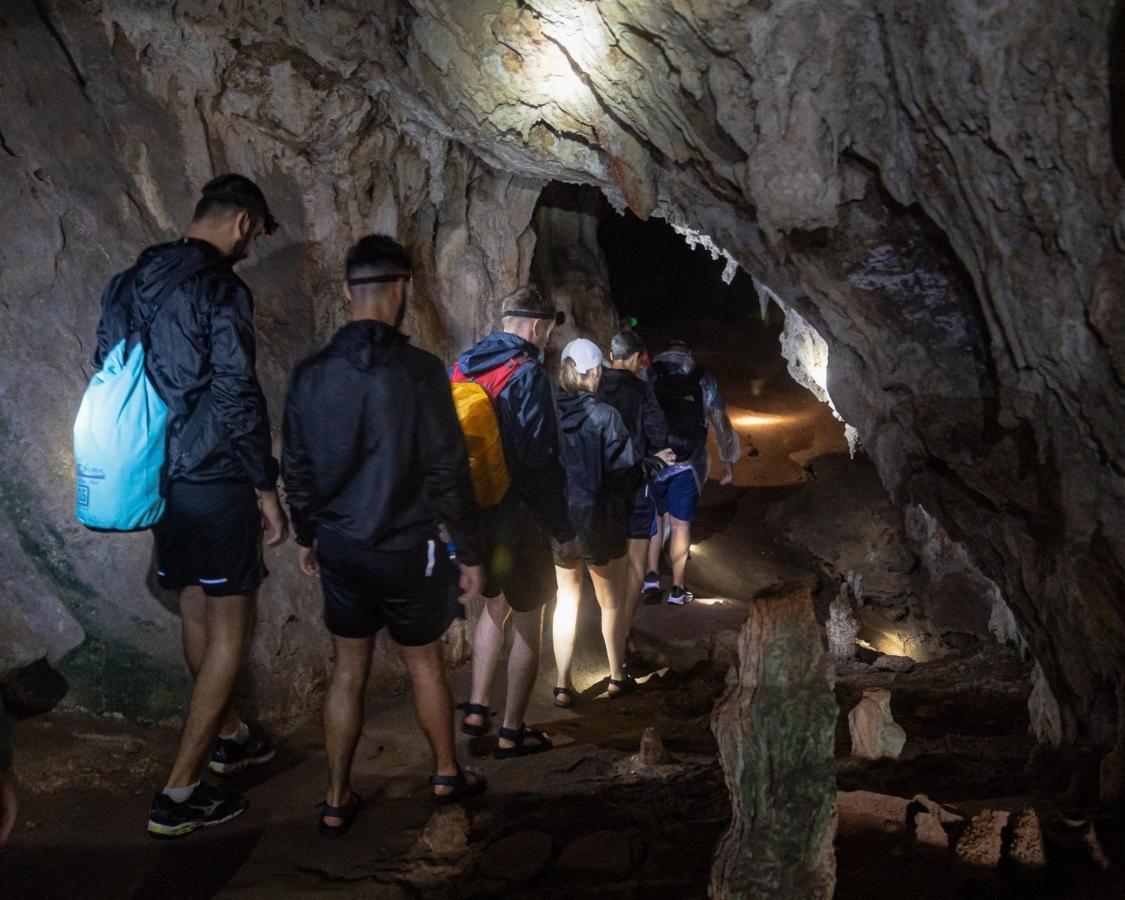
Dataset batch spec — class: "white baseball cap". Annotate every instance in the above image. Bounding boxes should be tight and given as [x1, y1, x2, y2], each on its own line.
[561, 338, 604, 375]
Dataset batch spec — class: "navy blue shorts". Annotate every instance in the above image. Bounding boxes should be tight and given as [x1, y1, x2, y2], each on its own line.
[154, 480, 266, 597]
[316, 529, 459, 644]
[652, 469, 699, 522]
[626, 486, 658, 540]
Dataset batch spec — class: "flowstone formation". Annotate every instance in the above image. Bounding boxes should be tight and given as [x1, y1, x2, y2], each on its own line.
[0, 2, 1121, 800]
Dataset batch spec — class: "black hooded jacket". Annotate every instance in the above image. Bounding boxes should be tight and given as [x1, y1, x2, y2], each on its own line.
[597, 367, 669, 462]
[556, 390, 643, 561]
[93, 238, 278, 491]
[282, 320, 481, 565]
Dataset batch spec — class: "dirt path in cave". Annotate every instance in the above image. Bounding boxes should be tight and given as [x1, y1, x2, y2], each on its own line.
[4, 315, 1120, 897]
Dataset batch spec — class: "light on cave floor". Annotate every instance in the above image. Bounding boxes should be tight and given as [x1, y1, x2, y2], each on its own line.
[731, 411, 789, 429]
[694, 596, 729, 607]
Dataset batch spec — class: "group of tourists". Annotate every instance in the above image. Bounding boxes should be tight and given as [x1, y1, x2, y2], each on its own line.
[69, 174, 742, 841]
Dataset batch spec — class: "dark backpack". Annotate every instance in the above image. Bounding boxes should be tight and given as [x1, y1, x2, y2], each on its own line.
[652, 362, 707, 456]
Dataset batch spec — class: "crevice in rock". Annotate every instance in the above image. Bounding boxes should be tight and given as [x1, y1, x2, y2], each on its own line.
[33, 0, 88, 95]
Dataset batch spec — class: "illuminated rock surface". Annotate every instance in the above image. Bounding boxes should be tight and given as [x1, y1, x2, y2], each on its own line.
[0, 1, 1121, 806]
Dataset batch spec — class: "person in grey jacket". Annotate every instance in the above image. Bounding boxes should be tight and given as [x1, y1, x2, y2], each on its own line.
[645, 339, 741, 605]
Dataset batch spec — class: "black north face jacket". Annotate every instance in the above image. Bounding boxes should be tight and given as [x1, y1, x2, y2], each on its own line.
[92, 238, 278, 491]
[282, 320, 482, 565]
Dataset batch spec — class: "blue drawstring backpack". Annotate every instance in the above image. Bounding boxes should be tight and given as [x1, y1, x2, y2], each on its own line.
[74, 262, 211, 531]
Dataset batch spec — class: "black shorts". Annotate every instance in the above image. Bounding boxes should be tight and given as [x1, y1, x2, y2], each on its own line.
[153, 480, 266, 597]
[626, 485, 658, 540]
[481, 492, 556, 613]
[316, 529, 459, 644]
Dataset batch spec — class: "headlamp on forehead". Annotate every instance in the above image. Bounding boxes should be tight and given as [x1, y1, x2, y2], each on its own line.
[347, 273, 412, 286]
[504, 308, 566, 327]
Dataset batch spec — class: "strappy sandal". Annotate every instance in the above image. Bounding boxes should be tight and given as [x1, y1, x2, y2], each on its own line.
[494, 723, 553, 759]
[431, 767, 488, 804]
[456, 701, 490, 737]
[318, 792, 363, 839]
[606, 675, 637, 698]
[553, 686, 576, 709]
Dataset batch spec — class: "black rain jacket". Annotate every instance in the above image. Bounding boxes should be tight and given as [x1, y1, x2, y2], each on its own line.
[556, 390, 645, 562]
[93, 238, 278, 491]
[282, 320, 482, 565]
[597, 367, 669, 462]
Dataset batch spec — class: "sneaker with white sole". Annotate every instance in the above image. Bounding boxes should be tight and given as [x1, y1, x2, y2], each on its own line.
[208, 733, 276, 776]
[147, 782, 247, 838]
[641, 571, 660, 594]
[665, 586, 694, 606]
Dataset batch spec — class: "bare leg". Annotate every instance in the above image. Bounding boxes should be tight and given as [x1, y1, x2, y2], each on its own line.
[498, 606, 543, 747]
[179, 587, 241, 737]
[400, 639, 470, 797]
[647, 518, 665, 576]
[552, 563, 584, 690]
[166, 593, 254, 788]
[624, 538, 648, 632]
[668, 517, 692, 588]
[323, 635, 374, 822]
[589, 556, 627, 684]
[465, 594, 511, 731]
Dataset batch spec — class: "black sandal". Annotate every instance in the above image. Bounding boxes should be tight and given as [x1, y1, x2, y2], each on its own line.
[456, 701, 490, 737]
[431, 767, 488, 803]
[318, 792, 363, 839]
[606, 675, 637, 698]
[494, 723, 553, 759]
[553, 686, 576, 708]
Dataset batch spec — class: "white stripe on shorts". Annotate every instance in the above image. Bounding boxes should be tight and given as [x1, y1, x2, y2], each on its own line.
[199, 577, 229, 585]
[425, 539, 436, 578]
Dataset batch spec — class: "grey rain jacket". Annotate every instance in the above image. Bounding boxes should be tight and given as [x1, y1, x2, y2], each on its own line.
[93, 238, 278, 491]
[281, 320, 482, 565]
[646, 348, 740, 491]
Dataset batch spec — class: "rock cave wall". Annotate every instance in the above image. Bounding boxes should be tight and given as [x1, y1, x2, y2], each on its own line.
[1, 0, 1122, 799]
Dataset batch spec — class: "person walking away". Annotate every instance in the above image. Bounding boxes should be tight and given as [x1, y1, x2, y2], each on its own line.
[552, 339, 673, 706]
[646, 338, 740, 605]
[90, 174, 288, 838]
[596, 330, 671, 634]
[455, 286, 575, 758]
[283, 235, 487, 837]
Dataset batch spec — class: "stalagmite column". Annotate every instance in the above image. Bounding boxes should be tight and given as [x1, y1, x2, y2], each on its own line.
[710, 585, 837, 899]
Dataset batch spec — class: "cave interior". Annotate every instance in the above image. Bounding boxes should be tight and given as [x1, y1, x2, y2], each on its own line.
[1, 0, 1124, 897]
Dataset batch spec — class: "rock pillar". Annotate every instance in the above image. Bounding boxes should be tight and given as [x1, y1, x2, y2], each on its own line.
[710, 585, 837, 899]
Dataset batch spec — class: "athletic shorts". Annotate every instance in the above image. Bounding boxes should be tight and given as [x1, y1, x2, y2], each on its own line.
[480, 491, 556, 613]
[626, 485, 658, 540]
[652, 469, 699, 523]
[316, 529, 459, 644]
[153, 480, 266, 597]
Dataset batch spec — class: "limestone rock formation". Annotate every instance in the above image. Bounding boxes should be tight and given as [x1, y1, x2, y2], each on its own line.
[0, 1, 1120, 798]
[955, 809, 1011, 868]
[711, 585, 836, 899]
[848, 687, 907, 761]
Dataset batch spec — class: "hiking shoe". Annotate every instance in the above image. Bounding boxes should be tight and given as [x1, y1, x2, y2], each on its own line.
[147, 782, 248, 838]
[665, 586, 694, 606]
[209, 733, 276, 776]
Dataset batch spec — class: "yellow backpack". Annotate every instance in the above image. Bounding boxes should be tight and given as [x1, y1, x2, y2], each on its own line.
[450, 356, 530, 508]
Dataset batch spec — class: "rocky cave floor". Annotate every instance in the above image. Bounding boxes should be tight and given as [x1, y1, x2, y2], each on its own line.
[3, 318, 1124, 898]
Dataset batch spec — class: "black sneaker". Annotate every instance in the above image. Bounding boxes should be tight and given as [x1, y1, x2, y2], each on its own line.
[641, 571, 662, 604]
[147, 782, 248, 838]
[208, 733, 276, 776]
[666, 585, 694, 606]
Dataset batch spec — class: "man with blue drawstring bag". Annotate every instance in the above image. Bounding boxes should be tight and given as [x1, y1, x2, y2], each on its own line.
[76, 174, 288, 838]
